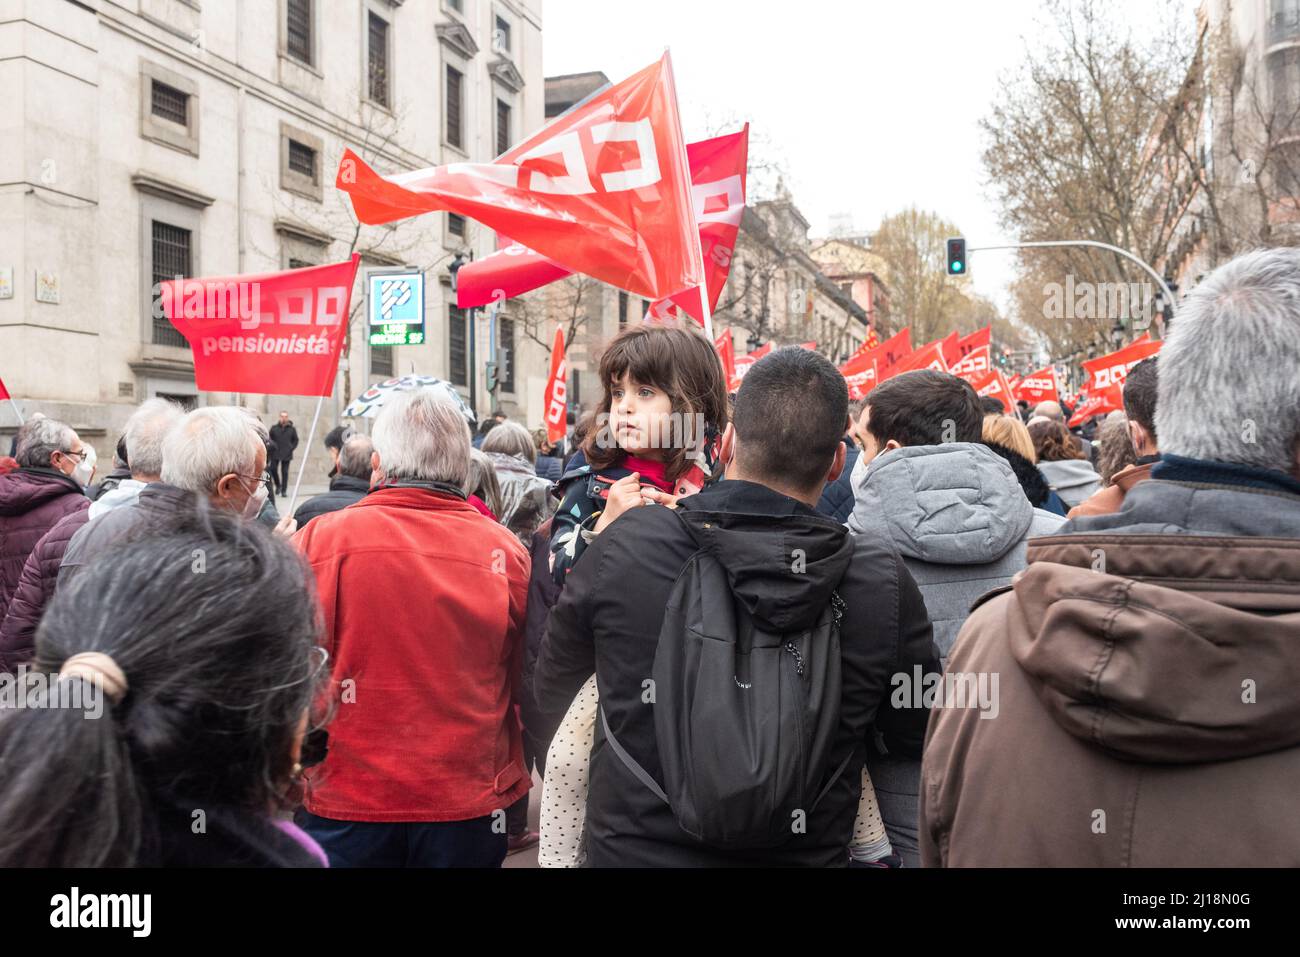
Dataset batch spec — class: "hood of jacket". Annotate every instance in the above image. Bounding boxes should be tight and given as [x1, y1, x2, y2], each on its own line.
[88, 478, 148, 521]
[677, 479, 852, 633]
[851, 443, 1033, 566]
[984, 441, 1052, 508]
[486, 450, 537, 478]
[0, 467, 84, 516]
[1008, 477, 1300, 765]
[1037, 457, 1100, 491]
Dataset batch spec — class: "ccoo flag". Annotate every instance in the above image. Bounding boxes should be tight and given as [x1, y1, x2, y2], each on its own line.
[542, 326, 568, 444]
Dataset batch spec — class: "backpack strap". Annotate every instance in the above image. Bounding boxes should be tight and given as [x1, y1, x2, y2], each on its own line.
[599, 705, 669, 805]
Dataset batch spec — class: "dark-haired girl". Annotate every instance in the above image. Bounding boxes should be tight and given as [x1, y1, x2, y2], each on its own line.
[548, 325, 730, 585]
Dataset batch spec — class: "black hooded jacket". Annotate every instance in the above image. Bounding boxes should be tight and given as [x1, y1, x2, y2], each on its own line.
[535, 478, 938, 867]
[984, 441, 1065, 513]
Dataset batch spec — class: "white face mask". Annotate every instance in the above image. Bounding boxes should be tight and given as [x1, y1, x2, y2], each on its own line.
[240, 477, 269, 521]
[68, 446, 96, 487]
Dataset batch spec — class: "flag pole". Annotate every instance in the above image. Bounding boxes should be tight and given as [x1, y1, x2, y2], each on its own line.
[698, 245, 714, 341]
[7, 398, 24, 426]
[286, 393, 324, 520]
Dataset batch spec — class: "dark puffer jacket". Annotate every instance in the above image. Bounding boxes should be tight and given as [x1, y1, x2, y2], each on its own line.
[0, 508, 91, 672]
[815, 437, 860, 523]
[0, 468, 88, 619]
[292, 474, 370, 529]
[984, 441, 1068, 516]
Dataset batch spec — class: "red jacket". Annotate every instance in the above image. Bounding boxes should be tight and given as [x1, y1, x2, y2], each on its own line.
[294, 486, 531, 823]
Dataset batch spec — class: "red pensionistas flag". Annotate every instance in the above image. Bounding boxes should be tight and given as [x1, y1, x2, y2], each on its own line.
[160, 256, 361, 397]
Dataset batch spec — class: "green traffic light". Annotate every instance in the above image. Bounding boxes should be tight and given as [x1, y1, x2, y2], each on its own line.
[952, 262, 963, 273]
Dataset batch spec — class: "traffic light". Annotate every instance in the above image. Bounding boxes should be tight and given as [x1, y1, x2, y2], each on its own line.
[946, 238, 967, 276]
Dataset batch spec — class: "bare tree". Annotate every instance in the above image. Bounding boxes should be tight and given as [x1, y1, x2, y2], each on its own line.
[254, 90, 453, 405]
[982, 0, 1199, 354]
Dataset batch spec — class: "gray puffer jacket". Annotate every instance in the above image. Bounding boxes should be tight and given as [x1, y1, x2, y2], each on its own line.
[847, 442, 1065, 660]
[1037, 458, 1102, 509]
[847, 442, 1065, 867]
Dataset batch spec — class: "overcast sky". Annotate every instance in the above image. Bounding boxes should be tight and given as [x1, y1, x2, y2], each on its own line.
[542, 0, 1188, 312]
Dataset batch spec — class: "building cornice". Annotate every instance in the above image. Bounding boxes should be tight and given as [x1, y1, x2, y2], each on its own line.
[436, 21, 479, 60]
[489, 57, 525, 92]
[274, 218, 334, 247]
[130, 172, 216, 209]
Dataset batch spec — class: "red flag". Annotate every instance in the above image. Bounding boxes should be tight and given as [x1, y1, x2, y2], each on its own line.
[1014, 366, 1060, 405]
[797, 341, 818, 352]
[1068, 383, 1123, 427]
[336, 53, 701, 301]
[957, 326, 991, 358]
[969, 368, 1016, 409]
[939, 330, 962, 368]
[0, 376, 9, 402]
[892, 339, 949, 376]
[714, 329, 736, 384]
[542, 326, 568, 444]
[862, 327, 881, 351]
[839, 355, 878, 401]
[1081, 339, 1162, 395]
[459, 128, 749, 319]
[871, 328, 913, 380]
[160, 256, 360, 397]
[1007, 374, 1024, 393]
[949, 345, 992, 384]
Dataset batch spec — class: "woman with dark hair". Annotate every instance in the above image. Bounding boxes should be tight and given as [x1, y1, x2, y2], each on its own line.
[0, 508, 328, 867]
[1028, 418, 1102, 508]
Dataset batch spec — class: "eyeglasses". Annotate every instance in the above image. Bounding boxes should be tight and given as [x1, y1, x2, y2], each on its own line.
[59, 449, 89, 463]
[238, 474, 274, 495]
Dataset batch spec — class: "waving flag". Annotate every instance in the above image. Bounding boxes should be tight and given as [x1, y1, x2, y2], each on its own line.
[939, 330, 962, 368]
[714, 329, 736, 385]
[542, 326, 568, 444]
[875, 328, 914, 379]
[839, 352, 879, 400]
[970, 368, 1016, 410]
[1014, 366, 1061, 405]
[458, 128, 748, 318]
[957, 326, 991, 358]
[1068, 384, 1123, 427]
[949, 345, 991, 384]
[337, 53, 701, 301]
[891, 339, 949, 376]
[1081, 339, 1161, 396]
[160, 256, 361, 397]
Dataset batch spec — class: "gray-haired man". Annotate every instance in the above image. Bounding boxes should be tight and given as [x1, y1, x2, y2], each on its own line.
[923, 248, 1300, 866]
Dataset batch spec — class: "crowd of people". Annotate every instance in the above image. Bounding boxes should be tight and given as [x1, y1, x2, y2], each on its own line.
[0, 246, 1297, 867]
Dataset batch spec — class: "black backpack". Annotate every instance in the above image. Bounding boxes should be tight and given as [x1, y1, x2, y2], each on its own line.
[601, 513, 853, 849]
